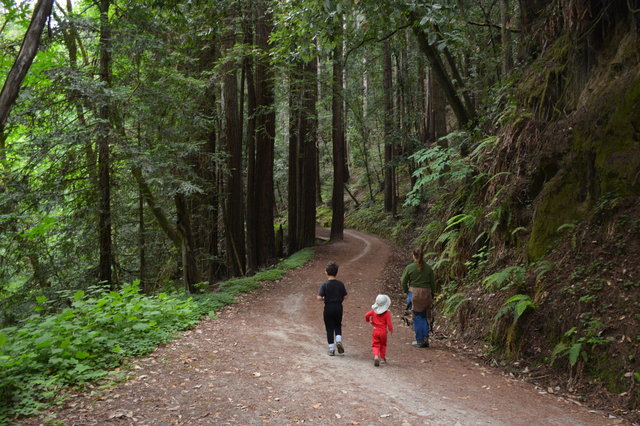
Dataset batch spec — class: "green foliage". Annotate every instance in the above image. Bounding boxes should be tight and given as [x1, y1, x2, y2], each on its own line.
[0, 246, 314, 420]
[316, 205, 333, 228]
[218, 248, 313, 296]
[532, 260, 554, 280]
[344, 204, 404, 242]
[0, 282, 199, 420]
[441, 292, 468, 318]
[482, 265, 526, 292]
[280, 248, 315, 270]
[551, 318, 611, 373]
[494, 294, 535, 325]
[404, 142, 474, 207]
[556, 223, 576, 232]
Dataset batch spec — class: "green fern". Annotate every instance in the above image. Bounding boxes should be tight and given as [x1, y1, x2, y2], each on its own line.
[482, 265, 526, 291]
[556, 223, 576, 232]
[445, 213, 477, 230]
[442, 293, 468, 317]
[494, 294, 535, 324]
[532, 260, 554, 280]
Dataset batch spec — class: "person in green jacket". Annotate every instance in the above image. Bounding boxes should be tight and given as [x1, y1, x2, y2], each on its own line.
[401, 247, 435, 348]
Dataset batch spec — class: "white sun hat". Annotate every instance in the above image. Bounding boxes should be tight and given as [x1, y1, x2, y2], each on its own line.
[372, 294, 391, 314]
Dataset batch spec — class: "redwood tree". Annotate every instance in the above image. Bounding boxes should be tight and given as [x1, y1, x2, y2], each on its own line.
[97, 0, 113, 287]
[252, 0, 276, 265]
[221, 14, 246, 276]
[330, 14, 346, 241]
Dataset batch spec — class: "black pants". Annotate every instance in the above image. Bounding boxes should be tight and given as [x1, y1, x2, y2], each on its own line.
[323, 303, 343, 344]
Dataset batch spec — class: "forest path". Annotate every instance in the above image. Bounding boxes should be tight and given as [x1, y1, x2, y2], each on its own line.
[23, 228, 620, 425]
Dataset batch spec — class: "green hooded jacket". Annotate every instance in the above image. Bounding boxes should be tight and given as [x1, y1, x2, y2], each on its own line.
[401, 262, 434, 293]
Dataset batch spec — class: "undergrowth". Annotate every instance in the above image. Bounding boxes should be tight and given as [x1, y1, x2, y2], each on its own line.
[0, 248, 314, 422]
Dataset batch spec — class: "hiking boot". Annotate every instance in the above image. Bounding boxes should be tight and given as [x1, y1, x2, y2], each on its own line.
[374, 356, 380, 367]
[336, 341, 344, 354]
[328, 350, 335, 356]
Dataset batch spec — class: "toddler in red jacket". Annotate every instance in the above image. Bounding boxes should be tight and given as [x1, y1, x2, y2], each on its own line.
[365, 294, 394, 366]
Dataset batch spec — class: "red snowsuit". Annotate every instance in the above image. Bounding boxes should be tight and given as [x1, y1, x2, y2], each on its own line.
[364, 310, 393, 359]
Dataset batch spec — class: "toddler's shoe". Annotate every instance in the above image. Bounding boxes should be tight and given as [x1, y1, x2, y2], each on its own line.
[374, 356, 380, 367]
[336, 341, 344, 354]
[328, 350, 335, 356]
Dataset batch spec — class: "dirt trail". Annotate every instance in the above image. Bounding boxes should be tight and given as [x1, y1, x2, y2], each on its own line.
[22, 229, 622, 425]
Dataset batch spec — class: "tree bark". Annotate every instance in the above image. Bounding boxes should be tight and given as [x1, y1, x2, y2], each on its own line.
[97, 0, 113, 287]
[0, 0, 54, 150]
[253, 0, 276, 265]
[288, 64, 302, 253]
[175, 193, 200, 293]
[409, 12, 474, 129]
[300, 57, 318, 248]
[138, 181, 147, 292]
[132, 167, 182, 248]
[244, 14, 258, 273]
[221, 17, 246, 276]
[288, 56, 318, 252]
[330, 16, 345, 241]
[501, 0, 514, 75]
[383, 40, 396, 214]
[427, 69, 448, 146]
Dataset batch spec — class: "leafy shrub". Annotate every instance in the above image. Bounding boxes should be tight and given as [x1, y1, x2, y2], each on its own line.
[551, 318, 612, 374]
[0, 282, 199, 420]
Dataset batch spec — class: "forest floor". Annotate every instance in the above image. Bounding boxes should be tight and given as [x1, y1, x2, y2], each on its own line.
[18, 228, 630, 425]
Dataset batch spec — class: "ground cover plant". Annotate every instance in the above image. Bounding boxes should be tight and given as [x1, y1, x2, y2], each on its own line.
[0, 248, 313, 422]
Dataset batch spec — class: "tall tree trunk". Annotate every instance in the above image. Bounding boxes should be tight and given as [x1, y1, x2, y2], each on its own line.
[136, 124, 147, 292]
[288, 56, 318, 252]
[383, 40, 395, 214]
[206, 116, 221, 283]
[409, 12, 474, 129]
[300, 57, 318, 248]
[132, 167, 182, 247]
[253, 0, 276, 265]
[288, 64, 302, 253]
[221, 18, 246, 276]
[0, 0, 54, 154]
[427, 69, 448, 146]
[244, 15, 258, 273]
[330, 16, 345, 241]
[195, 40, 221, 285]
[175, 194, 200, 293]
[97, 0, 113, 287]
[138, 182, 146, 292]
[501, 0, 514, 75]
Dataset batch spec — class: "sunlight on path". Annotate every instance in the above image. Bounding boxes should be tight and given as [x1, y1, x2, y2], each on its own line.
[344, 230, 371, 264]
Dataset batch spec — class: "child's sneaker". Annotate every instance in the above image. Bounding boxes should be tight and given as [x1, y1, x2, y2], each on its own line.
[336, 341, 344, 354]
[328, 350, 335, 356]
[381, 358, 387, 364]
[374, 356, 380, 367]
